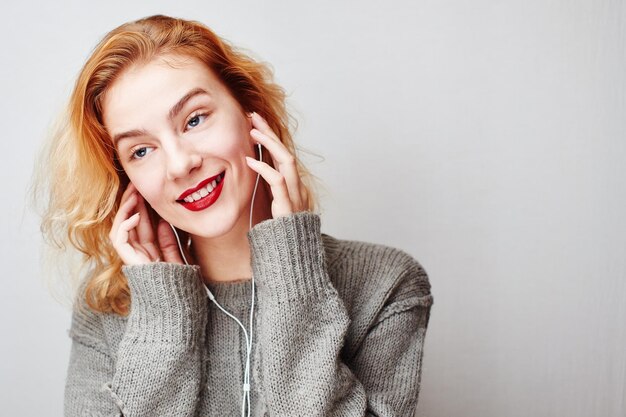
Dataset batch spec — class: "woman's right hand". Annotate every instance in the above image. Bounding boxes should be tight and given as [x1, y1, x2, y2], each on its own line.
[109, 182, 184, 265]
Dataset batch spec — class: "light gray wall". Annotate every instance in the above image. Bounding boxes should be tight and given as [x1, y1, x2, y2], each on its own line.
[1, 1, 624, 416]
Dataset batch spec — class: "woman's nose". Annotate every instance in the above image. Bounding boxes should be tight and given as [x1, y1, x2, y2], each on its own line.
[164, 140, 202, 181]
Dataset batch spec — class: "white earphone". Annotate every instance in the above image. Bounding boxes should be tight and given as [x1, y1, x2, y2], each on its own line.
[168, 142, 263, 417]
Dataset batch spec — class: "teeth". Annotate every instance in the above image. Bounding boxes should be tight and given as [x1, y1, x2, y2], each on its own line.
[182, 173, 224, 203]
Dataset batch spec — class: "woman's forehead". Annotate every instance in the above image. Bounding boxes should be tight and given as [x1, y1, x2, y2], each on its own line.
[110, 53, 222, 96]
[101, 54, 226, 129]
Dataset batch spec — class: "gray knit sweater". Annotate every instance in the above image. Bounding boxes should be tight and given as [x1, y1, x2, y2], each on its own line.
[64, 211, 433, 416]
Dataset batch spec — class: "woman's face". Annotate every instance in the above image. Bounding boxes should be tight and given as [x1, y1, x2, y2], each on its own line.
[102, 54, 259, 238]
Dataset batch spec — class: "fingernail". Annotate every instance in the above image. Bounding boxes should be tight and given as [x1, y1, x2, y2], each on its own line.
[245, 156, 256, 164]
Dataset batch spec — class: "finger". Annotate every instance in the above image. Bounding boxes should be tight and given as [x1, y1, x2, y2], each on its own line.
[120, 181, 136, 199]
[143, 241, 161, 263]
[118, 182, 137, 209]
[249, 128, 304, 210]
[134, 193, 160, 261]
[157, 220, 183, 264]
[245, 157, 293, 217]
[127, 231, 160, 262]
[300, 187, 310, 210]
[249, 112, 281, 142]
[128, 226, 139, 248]
[127, 227, 158, 263]
[134, 192, 155, 243]
[114, 213, 150, 264]
[110, 192, 139, 242]
[249, 112, 281, 166]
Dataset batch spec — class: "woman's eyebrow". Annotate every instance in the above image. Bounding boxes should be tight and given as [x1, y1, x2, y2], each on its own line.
[112, 88, 211, 146]
[112, 128, 148, 146]
[168, 87, 211, 121]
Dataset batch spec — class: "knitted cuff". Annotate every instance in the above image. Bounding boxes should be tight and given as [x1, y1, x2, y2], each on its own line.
[121, 262, 207, 344]
[247, 211, 333, 303]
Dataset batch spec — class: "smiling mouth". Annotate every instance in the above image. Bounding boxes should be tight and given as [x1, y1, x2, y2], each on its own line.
[176, 171, 225, 212]
[176, 171, 225, 203]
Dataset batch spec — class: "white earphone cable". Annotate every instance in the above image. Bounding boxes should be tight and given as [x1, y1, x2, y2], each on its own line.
[169, 143, 262, 417]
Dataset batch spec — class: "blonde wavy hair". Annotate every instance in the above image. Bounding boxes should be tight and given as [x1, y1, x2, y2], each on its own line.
[33, 15, 323, 316]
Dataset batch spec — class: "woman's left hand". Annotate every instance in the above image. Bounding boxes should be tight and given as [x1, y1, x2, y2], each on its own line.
[245, 112, 309, 218]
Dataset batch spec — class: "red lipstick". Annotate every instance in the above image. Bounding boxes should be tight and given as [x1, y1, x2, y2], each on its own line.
[177, 171, 225, 212]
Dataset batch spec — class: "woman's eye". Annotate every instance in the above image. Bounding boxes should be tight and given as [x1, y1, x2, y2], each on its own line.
[130, 146, 153, 160]
[185, 113, 208, 131]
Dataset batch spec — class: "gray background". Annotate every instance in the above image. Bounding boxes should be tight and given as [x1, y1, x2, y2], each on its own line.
[1, 0, 624, 416]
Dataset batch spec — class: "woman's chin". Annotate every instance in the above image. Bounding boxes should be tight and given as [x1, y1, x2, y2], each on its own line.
[181, 214, 244, 240]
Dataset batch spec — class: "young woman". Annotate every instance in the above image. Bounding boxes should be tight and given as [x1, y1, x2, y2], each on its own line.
[37, 14, 434, 417]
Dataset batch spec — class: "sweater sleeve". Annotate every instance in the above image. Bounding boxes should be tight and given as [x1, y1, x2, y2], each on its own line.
[247, 211, 433, 417]
[64, 263, 208, 417]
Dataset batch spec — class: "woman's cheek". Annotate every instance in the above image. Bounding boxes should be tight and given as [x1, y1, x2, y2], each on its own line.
[126, 174, 160, 207]
[143, 185, 165, 207]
